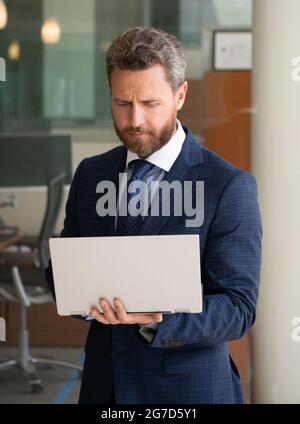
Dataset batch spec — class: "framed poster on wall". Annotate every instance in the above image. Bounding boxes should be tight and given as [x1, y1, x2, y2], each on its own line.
[213, 30, 252, 70]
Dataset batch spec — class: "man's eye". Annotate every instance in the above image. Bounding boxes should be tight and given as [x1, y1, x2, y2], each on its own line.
[117, 103, 129, 107]
[145, 102, 159, 107]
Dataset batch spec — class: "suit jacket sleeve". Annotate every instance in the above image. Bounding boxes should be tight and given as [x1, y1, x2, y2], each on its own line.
[149, 171, 262, 348]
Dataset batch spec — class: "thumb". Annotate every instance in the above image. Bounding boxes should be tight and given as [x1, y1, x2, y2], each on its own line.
[152, 313, 163, 323]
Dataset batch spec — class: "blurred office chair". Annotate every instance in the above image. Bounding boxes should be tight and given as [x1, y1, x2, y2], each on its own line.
[0, 172, 82, 393]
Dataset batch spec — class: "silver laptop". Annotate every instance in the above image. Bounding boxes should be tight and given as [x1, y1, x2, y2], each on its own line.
[49, 234, 202, 316]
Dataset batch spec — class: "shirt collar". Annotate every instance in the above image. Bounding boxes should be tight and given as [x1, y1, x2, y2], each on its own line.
[126, 120, 186, 172]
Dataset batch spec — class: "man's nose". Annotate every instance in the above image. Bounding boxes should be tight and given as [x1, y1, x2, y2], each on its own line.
[129, 105, 145, 128]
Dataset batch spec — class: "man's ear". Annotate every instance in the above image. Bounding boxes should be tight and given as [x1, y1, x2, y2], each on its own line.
[175, 81, 188, 111]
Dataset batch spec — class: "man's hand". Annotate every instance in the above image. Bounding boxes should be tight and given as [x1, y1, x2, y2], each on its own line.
[89, 298, 163, 326]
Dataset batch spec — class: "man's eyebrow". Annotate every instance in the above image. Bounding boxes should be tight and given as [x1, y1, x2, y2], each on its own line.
[113, 97, 131, 102]
[113, 97, 162, 103]
[142, 99, 162, 103]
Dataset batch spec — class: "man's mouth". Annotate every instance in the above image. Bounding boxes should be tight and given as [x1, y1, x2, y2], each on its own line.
[128, 131, 148, 137]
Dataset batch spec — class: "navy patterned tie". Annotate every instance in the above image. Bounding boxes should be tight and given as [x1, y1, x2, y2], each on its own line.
[116, 159, 154, 236]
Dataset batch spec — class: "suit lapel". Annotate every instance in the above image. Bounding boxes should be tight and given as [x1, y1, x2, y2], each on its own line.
[98, 146, 127, 236]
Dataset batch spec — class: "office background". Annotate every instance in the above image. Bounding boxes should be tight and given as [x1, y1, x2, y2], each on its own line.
[0, 0, 299, 404]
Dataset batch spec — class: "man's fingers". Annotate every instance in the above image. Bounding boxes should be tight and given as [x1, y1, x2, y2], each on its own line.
[90, 308, 110, 325]
[114, 299, 131, 323]
[100, 299, 120, 324]
[91, 299, 163, 325]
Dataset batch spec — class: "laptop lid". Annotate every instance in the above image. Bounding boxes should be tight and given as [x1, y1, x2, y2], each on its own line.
[49, 234, 202, 316]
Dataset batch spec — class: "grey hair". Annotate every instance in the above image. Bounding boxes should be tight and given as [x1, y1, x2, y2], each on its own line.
[106, 27, 186, 91]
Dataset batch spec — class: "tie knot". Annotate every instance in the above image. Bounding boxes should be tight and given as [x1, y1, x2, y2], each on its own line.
[129, 159, 154, 181]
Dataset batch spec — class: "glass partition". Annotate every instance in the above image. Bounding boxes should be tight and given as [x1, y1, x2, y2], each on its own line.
[0, 0, 252, 135]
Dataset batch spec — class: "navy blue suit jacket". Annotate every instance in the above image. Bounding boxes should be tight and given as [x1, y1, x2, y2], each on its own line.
[46, 127, 262, 404]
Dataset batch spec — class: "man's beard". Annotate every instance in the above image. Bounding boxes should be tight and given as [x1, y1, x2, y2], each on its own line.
[113, 113, 177, 159]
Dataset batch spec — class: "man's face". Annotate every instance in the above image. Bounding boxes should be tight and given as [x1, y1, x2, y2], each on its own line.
[110, 64, 187, 158]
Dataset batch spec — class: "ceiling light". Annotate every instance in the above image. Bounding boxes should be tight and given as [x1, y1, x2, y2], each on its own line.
[8, 40, 20, 61]
[41, 17, 61, 44]
[0, 0, 8, 30]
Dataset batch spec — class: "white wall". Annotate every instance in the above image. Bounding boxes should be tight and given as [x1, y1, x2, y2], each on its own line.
[251, 0, 300, 403]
